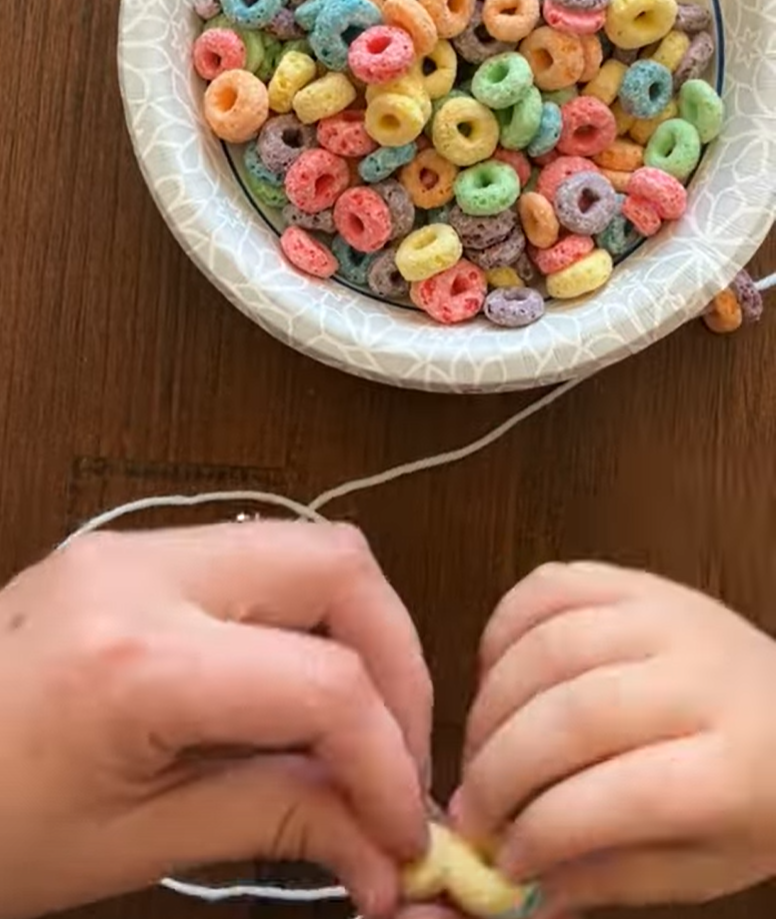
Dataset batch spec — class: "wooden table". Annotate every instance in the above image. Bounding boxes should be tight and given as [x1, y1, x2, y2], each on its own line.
[1, 3, 773, 919]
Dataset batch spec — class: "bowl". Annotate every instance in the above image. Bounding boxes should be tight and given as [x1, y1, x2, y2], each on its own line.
[118, 0, 776, 392]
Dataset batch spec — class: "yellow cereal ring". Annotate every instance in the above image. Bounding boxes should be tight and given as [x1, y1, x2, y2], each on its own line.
[395, 224, 463, 281]
[419, 40, 458, 99]
[598, 166, 632, 192]
[547, 248, 613, 299]
[400, 147, 459, 207]
[383, 0, 438, 56]
[579, 33, 604, 84]
[432, 96, 499, 166]
[292, 71, 356, 123]
[647, 29, 690, 72]
[268, 51, 317, 114]
[629, 98, 678, 144]
[583, 59, 627, 106]
[605, 0, 677, 50]
[703, 288, 743, 334]
[203, 69, 269, 143]
[365, 65, 433, 122]
[365, 93, 427, 145]
[486, 266, 524, 288]
[611, 99, 636, 135]
[593, 137, 644, 171]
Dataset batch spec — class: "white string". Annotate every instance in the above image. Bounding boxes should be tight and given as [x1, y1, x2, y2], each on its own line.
[160, 877, 348, 902]
[755, 271, 776, 292]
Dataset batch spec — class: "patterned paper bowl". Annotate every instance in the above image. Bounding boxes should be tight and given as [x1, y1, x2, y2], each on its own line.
[118, 0, 775, 393]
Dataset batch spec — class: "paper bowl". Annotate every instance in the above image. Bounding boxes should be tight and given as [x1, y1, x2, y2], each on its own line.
[118, 0, 776, 392]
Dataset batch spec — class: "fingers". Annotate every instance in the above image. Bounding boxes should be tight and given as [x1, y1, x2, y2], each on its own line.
[134, 619, 427, 860]
[464, 605, 659, 763]
[124, 755, 400, 918]
[89, 523, 432, 776]
[493, 734, 724, 881]
[479, 562, 648, 674]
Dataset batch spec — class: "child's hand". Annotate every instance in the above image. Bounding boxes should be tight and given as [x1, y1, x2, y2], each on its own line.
[451, 562, 775, 915]
[0, 522, 432, 919]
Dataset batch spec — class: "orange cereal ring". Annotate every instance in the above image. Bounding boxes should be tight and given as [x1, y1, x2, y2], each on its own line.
[598, 166, 632, 192]
[203, 69, 269, 143]
[418, 0, 475, 38]
[483, 0, 541, 43]
[593, 138, 644, 171]
[703, 288, 742, 334]
[518, 191, 560, 249]
[578, 34, 604, 83]
[519, 27, 584, 91]
[400, 148, 459, 208]
[383, 0, 438, 56]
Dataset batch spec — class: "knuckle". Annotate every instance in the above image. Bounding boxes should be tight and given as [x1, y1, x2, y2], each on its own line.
[317, 645, 373, 711]
[525, 619, 569, 681]
[56, 531, 122, 577]
[328, 522, 373, 570]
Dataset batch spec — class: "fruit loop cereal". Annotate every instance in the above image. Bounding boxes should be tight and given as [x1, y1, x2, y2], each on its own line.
[191, 0, 724, 327]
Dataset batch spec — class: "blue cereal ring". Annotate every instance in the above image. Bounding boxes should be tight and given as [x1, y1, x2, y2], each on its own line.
[497, 87, 542, 151]
[222, 0, 284, 29]
[294, 0, 325, 30]
[359, 142, 417, 182]
[595, 197, 643, 256]
[332, 235, 378, 285]
[309, 0, 382, 71]
[618, 60, 673, 119]
[526, 102, 562, 157]
[244, 142, 284, 186]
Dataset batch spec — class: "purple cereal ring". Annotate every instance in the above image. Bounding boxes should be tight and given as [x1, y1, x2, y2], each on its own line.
[282, 202, 336, 233]
[265, 7, 307, 38]
[466, 227, 526, 269]
[258, 114, 317, 174]
[673, 31, 715, 91]
[452, 1, 516, 64]
[515, 251, 539, 284]
[730, 269, 764, 324]
[373, 179, 416, 240]
[484, 286, 545, 327]
[674, 2, 712, 34]
[194, 0, 223, 18]
[551, 0, 609, 10]
[367, 248, 411, 299]
[612, 45, 638, 65]
[554, 170, 617, 235]
[449, 205, 517, 249]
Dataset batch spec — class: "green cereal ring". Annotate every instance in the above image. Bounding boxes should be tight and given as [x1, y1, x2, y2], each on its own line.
[246, 173, 289, 208]
[256, 34, 283, 81]
[472, 52, 534, 111]
[541, 86, 578, 106]
[679, 79, 724, 144]
[644, 117, 701, 182]
[454, 159, 521, 216]
[279, 38, 313, 59]
[497, 86, 542, 151]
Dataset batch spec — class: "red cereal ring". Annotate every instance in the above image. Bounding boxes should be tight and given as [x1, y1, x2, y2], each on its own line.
[334, 186, 393, 252]
[409, 259, 487, 323]
[317, 110, 378, 157]
[492, 148, 532, 187]
[622, 195, 662, 236]
[626, 166, 687, 220]
[536, 155, 598, 201]
[285, 148, 350, 213]
[557, 96, 617, 157]
[529, 234, 594, 274]
[193, 28, 247, 80]
[532, 149, 559, 167]
[542, 0, 606, 35]
[280, 226, 339, 278]
[347, 25, 416, 84]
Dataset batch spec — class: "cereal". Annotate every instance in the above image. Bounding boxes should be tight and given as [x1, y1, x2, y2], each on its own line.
[592, 137, 643, 171]
[317, 110, 377, 156]
[483, 0, 541, 43]
[703, 288, 742, 334]
[256, 34, 283, 82]
[193, 28, 246, 81]
[518, 191, 560, 247]
[280, 225, 339, 276]
[246, 174, 289, 207]
[285, 147, 350, 212]
[557, 96, 616, 156]
[268, 51, 317, 113]
[492, 148, 532, 185]
[583, 59, 627, 105]
[368, 248, 412, 299]
[485, 265, 524, 287]
[536, 154, 598, 200]
[410, 259, 487, 322]
[554, 170, 618, 234]
[257, 114, 317, 173]
[618, 60, 672, 118]
[466, 226, 525, 268]
[450, 204, 517, 248]
[292, 71, 356, 122]
[621, 193, 662, 235]
[484, 286, 545, 326]
[649, 30, 690, 73]
[309, 0, 382, 71]
[611, 98, 636, 135]
[400, 147, 459, 207]
[674, 2, 712, 35]
[525, 101, 562, 156]
[472, 52, 534, 110]
[578, 34, 604, 82]
[245, 141, 285, 186]
[546, 247, 613, 297]
[595, 205, 643, 255]
[282, 202, 337, 233]
[453, 0, 515, 64]
[672, 30, 714, 92]
[542, 86, 579, 106]
[418, 0, 475, 39]
[604, 0, 678, 50]
[644, 117, 700, 181]
[498, 87, 543, 149]
[432, 96, 500, 166]
[373, 178, 416, 238]
[627, 166, 687, 218]
[454, 159, 521, 215]
[628, 98, 677, 144]
[598, 165, 632, 191]
[359, 142, 418, 181]
[530, 233, 594, 274]
[333, 186, 393, 251]
[383, 0, 438, 56]
[223, 0, 283, 29]
[419, 40, 459, 99]
[365, 92, 428, 146]
[203, 69, 269, 142]
[678, 79, 724, 143]
[520, 27, 585, 91]
[730, 269, 764, 324]
[348, 26, 416, 84]
[331, 234, 379, 284]
[195, 0, 223, 20]
[396, 224, 464, 280]
[542, 0, 606, 36]
[266, 8, 307, 40]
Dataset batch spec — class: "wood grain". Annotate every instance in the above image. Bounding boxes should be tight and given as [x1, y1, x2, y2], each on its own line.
[0, 3, 773, 919]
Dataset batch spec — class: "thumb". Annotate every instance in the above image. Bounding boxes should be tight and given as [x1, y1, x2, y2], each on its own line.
[122, 755, 401, 918]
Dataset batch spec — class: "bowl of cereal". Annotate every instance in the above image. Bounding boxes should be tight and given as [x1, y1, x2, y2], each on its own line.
[118, 0, 775, 392]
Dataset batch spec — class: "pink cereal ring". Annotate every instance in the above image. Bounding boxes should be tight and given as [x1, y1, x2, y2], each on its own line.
[532, 150, 559, 167]
[410, 259, 487, 324]
[280, 226, 339, 278]
[627, 166, 687, 220]
[334, 187, 393, 252]
[622, 195, 662, 236]
[536, 155, 598, 201]
[193, 28, 247, 81]
[285, 148, 350, 213]
[493, 148, 532, 187]
[557, 96, 617, 157]
[542, 0, 606, 34]
[347, 25, 416, 85]
[317, 110, 378, 157]
[529, 234, 594, 274]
